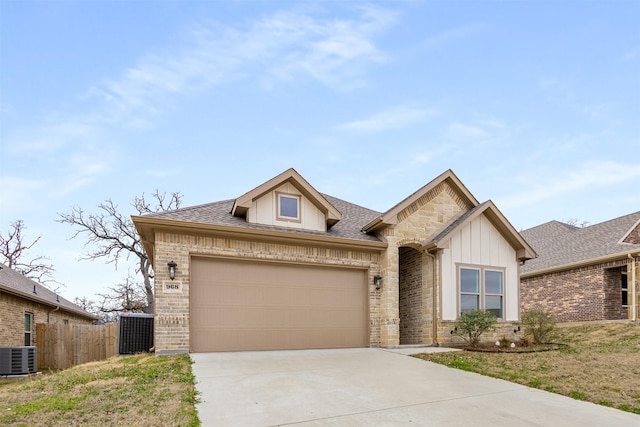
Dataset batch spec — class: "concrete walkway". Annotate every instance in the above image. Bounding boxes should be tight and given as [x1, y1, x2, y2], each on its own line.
[191, 347, 639, 427]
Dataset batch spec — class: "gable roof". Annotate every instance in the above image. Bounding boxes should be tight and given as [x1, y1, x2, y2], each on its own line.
[133, 168, 534, 267]
[424, 200, 537, 261]
[231, 168, 342, 227]
[133, 194, 385, 266]
[521, 211, 640, 276]
[0, 263, 98, 321]
[361, 169, 479, 233]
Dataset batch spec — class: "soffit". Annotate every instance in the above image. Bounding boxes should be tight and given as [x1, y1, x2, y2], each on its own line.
[362, 169, 479, 233]
[231, 168, 342, 226]
[424, 200, 538, 261]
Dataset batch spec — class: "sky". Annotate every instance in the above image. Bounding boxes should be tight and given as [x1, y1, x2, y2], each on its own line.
[1, 0, 639, 303]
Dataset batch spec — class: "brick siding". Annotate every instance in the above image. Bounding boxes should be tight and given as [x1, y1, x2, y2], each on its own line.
[0, 291, 94, 347]
[153, 232, 381, 355]
[399, 247, 422, 344]
[521, 258, 630, 322]
[623, 223, 640, 244]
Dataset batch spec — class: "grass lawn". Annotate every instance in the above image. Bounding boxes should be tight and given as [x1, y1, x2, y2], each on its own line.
[414, 322, 640, 415]
[0, 354, 199, 427]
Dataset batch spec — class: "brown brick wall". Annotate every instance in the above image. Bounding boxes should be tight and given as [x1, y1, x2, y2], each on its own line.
[623, 224, 640, 244]
[603, 267, 627, 319]
[0, 291, 94, 347]
[521, 258, 630, 322]
[153, 232, 382, 354]
[377, 182, 467, 347]
[399, 247, 422, 344]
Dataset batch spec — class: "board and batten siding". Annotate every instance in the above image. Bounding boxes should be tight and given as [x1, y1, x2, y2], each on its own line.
[440, 214, 519, 321]
[248, 182, 326, 231]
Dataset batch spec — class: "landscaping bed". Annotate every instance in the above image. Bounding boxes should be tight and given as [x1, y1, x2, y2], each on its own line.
[459, 342, 567, 353]
[414, 323, 640, 414]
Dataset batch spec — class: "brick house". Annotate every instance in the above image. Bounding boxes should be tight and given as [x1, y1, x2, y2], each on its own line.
[0, 263, 98, 347]
[133, 168, 536, 355]
[520, 212, 640, 322]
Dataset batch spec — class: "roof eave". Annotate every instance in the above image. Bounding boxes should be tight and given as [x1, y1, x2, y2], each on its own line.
[426, 201, 537, 262]
[231, 168, 342, 225]
[521, 249, 640, 278]
[0, 283, 98, 320]
[132, 216, 388, 270]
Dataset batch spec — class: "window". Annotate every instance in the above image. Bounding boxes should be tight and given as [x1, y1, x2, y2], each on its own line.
[24, 312, 33, 346]
[460, 268, 480, 313]
[622, 272, 628, 307]
[277, 193, 300, 221]
[459, 266, 504, 319]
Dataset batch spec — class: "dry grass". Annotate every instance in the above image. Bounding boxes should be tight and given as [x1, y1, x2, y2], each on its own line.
[0, 354, 199, 427]
[414, 323, 640, 414]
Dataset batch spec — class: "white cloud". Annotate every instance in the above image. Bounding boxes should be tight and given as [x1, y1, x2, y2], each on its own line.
[10, 119, 100, 154]
[446, 122, 490, 141]
[338, 107, 439, 132]
[500, 161, 640, 209]
[0, 176, 47, 219]
[418, 23, 485, 50]
[621, 48, 640, 63]
[84, 5, 397, 126]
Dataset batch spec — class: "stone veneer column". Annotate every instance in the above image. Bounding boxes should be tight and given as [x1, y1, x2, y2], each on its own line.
[380, 237, 399, 347]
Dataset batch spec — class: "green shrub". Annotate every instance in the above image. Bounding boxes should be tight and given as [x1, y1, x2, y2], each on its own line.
[521, 309, 556, 344]
[454, 309, 497, 347]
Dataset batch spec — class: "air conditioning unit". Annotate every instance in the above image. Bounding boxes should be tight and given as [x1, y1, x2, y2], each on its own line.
[0, 347, 37, 375]
[118, 313, 154, 355]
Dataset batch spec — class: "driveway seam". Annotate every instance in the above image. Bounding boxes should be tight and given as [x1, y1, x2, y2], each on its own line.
[271, 387, 525, 426]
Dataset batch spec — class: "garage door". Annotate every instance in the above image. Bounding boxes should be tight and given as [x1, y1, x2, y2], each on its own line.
[190, 257, 368, 352]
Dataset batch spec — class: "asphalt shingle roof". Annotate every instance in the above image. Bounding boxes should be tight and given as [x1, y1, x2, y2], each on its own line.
[520, 211, 640, 274]
[0, 263, 98, 320]
[146, 193, 383, 243]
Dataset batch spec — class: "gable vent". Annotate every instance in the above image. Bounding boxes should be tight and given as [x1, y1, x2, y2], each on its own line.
[0, 347, 37, 375]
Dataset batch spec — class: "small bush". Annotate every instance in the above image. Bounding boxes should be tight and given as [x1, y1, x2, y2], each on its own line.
[521, 309, 556, 344]
[455, 309, 497, 347]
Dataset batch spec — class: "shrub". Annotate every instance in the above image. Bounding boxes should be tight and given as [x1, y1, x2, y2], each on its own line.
[521, 309, 556, 344]
[455, 309, 497, 347]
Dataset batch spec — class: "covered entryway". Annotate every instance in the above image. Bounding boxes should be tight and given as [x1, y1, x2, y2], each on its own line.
[190, 257, 368, 352]
[399, 246, 423, 345]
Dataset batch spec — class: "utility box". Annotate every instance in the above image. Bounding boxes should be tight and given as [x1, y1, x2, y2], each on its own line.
[118, 313, 154, 355]
[0, 346, 37, 375]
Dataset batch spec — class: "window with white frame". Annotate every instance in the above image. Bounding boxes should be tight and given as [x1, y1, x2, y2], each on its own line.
[24, 312, 33, 346]
[277, 193, 301, 221]
[459, 266, 504, 319]
[622, 272, 628, 307]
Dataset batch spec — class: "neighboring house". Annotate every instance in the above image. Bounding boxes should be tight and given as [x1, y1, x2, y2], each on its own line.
[0, 263, 98, 347]
[133, 168, 536, 355]
[520, 212, 640, 323]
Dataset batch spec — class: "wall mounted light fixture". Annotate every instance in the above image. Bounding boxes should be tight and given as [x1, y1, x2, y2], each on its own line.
[373, 275, 382, 290]
[168, 261, 177, 280]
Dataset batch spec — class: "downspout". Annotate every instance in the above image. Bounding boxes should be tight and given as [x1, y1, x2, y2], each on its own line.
[47, 305, 60, 324]
[630, 253, 638, 322]
[425, 250, 438, 346]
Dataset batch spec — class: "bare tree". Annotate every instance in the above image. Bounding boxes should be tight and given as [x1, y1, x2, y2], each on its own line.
[563, 218, 590, 228]
[58, 190, 182, 314]
[0, 220, 57, 287]
[97, 273, 148, 313]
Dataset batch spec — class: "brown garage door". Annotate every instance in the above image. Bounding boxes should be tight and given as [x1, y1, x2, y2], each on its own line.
[190, 257, 368, 352]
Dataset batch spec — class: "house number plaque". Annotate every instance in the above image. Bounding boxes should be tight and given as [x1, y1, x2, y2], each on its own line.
[163, 282, 182, 293]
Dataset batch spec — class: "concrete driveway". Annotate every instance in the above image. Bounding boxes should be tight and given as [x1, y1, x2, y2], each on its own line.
[191, 348, 639, 426]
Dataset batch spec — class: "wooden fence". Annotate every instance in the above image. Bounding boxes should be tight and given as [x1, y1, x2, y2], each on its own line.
[35, 322, 119, 370]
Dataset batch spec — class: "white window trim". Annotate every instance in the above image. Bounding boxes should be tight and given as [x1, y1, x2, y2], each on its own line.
[622, 272, 629, 307]
[24, 312, 33, 346]
[458, 265, 506, 320]
[276, 192, 301, 222]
